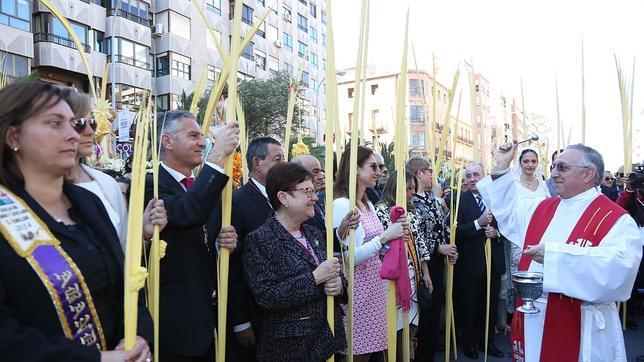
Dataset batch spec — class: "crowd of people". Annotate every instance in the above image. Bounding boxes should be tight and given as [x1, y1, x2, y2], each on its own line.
[0, 80, 642, 362]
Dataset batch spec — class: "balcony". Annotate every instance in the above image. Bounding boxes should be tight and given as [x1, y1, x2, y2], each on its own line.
[34, 33, 91, 53]
[113, 54, 151, 70]
[107, 8, 149, 26]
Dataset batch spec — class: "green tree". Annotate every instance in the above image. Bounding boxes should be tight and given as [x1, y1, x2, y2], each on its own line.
[238, 71, 302, 140]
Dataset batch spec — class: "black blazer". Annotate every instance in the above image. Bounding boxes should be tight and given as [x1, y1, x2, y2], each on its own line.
[454, 191, 506, 276]
[243, 217, 346, 362]
[144, 165, 229, 356]
[0, 183, 152, 361]
[208, 181, 274, 332]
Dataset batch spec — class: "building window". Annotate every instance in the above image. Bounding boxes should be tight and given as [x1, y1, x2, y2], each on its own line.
[108, 83, 148, 111]
[206, 28, 221, 50]
[311, 78, 318, 94]
[0, 51, 28, 82]
[255, 49, 266, 70]
[33, 14, 90, 52]
[301, 71, 309, 88]
[207, 65, 221, 85]
[310, 52, 318, 69]
[89, 29, 105, 53]
[309, 26, 317, 43]
[171, 53, 191, 79]
[309, 2, 317, 18]
[105, 37, 151, 69]
[409, 79, 423, 97]
[321, 33, 326, 46]
[410, 105, 424, 123]
[282, 5, 292, 22]
[255, 16, 266, 38]
[322, 58, 326, 70]
[321, 10, 327, 24]
[283, 32, 293, 52]
[205, 0, 221, 16]
[268, 55, 278, 74]
[297, 41, 307, 58]
[242, 4, 253, 25]
[267, 24, 278, 41]
[285, 62, 293, 74]
[411, 132, 426, 147]
[0, 0, 29, 31]
[371, 84, 378, 95]
[107, 0, 149, 25]
[241, 41, 254, 60]
[348, 88, 354, 98]
[297, 13, 307, 32]
[157, 11, 191, 40]
[156, 54, 169, 76]
[298, 0, 307, 5]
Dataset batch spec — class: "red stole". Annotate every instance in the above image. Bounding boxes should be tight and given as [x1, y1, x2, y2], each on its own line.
[511, 194, 626, 362]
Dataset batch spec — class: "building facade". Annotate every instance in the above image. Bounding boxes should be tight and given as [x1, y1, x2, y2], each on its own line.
[336, 66, 473, 168]
[0, 0, 327, 140]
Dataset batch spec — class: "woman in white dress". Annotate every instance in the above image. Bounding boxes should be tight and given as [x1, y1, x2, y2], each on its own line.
[498, 147, 550, 331]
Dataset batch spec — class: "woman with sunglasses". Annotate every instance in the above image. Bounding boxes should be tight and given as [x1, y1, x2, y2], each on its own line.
[0, 81, 152, 361]
[243, 162, 346, 361]
[63, 91, 166, 250]
[332, 145, 408, 361]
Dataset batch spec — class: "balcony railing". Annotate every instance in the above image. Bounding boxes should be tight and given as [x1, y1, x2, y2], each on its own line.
[107, 8, 149, 26]
[34, 33, 91, 53]
[113, 54, 151, 70]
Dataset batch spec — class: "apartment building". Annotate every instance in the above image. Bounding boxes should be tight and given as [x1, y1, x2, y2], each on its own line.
[0, 0, 327, 140]
[336, 66, 473, 167]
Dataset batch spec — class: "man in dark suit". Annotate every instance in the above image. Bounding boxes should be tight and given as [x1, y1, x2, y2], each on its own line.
[145, 110, 239, 362]
[219, 137, 285, 361]
[454, 163, 505, 359]
[293, 155, 326, 232]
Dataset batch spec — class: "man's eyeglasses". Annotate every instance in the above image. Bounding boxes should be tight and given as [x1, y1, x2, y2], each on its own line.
[291, 187, 316, 198]
[551, 162, 590, 173]
[73, 118, 97, 133]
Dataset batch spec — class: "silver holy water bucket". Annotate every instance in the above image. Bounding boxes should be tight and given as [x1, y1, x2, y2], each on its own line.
[512, 271, 543, 314]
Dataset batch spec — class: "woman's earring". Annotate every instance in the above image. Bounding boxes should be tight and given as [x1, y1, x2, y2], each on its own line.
[285, 204, 289, 208]
[13, 146, 19, 152]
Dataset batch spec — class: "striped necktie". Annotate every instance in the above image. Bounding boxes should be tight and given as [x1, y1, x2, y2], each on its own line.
[475, 194, 486, 213]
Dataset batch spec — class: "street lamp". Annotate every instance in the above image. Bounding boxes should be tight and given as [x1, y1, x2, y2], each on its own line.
[314, 70, 346, 144]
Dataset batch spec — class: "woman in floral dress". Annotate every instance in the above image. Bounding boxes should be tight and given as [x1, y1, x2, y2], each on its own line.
[375, 170, 431, 360]
[333, 146, 408, 361]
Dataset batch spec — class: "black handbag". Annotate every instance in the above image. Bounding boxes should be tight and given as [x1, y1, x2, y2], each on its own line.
[417, 282, 433, 310]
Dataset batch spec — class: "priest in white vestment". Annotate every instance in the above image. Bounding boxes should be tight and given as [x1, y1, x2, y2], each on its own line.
[477, 142, 642, 362]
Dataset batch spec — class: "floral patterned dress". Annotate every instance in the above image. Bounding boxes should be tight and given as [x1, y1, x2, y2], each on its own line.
[375, 203, 430, 329]
[347, 205, 388, 355]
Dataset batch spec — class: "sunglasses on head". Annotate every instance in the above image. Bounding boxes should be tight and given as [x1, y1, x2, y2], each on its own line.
[73, 118, 97, 133]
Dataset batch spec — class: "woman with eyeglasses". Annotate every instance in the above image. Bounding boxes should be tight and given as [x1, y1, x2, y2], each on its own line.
[63, 91, 166, 250]
[242, 162, 346, 361]
[0, 81, 153, 361]
[332, 145, 408, 361]
[375, 170, 431, 360]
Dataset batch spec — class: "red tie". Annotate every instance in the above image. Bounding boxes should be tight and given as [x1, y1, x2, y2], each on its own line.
[181, 177, 196, 189]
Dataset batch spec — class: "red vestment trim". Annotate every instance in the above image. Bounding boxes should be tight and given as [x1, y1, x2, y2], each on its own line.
[511, 195, 626, 362]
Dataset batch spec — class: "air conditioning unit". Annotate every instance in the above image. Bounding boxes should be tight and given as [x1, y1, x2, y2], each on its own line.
[274, 40, 282, 48]
[283, 13, 291, 22]
[151, 23, 164, 38]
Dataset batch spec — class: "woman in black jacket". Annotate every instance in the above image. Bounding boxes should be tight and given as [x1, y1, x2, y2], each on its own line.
[243, 162, 346, 361]
[0, 82, 162, 361]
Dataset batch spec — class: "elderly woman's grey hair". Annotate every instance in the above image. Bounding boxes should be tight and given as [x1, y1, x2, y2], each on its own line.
[157, 110, 197, 159]
[565, 144, 604, 186]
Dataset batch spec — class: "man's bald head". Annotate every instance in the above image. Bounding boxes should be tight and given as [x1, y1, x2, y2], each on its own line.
[292, 155, 325, 191]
